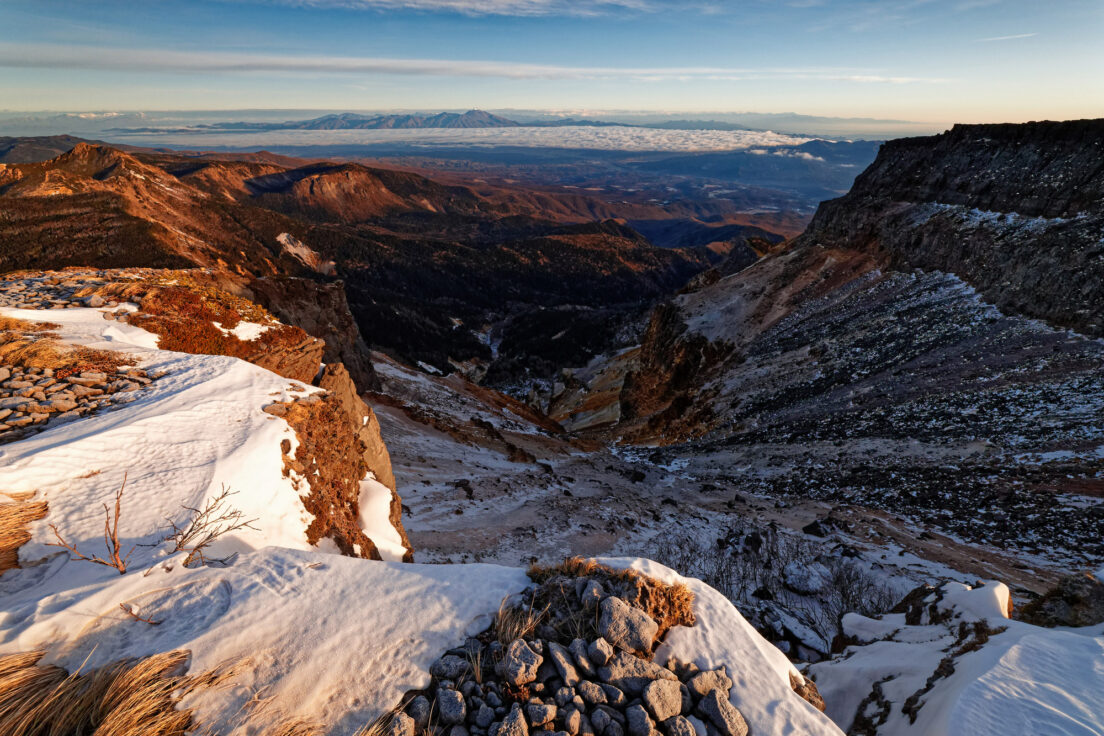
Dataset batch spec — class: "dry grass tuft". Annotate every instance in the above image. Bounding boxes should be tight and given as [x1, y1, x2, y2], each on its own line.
[266, 716, 327, 736]
[493, 596, 549, 647]
[0, 649, 244, 736]
[0, 330, 135, 377]
[528, 556, 696, 639]
[0, 499, 49, 574]
[352, 710, 398, 736]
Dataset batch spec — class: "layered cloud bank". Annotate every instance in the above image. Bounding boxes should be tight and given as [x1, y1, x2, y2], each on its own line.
[114, 126, 815, 153]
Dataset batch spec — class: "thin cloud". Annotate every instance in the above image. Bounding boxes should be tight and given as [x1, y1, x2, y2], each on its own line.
[254, 0, 654, 15]
[976, 32, 1037, 42]
[0, 43, 948, 84]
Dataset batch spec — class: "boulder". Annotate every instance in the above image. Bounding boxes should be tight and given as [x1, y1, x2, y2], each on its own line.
[661, 717, 695, 736]
[598, 651, 677, 696]
[439, 688, 467, 726]
[625, 705, 654, 736]
[547, 641, 581, 687]
[685, 669, 732, 700]
[498, 704, 529, 736]
[598, 597, 659, 654]
[1019, 573, 1104, 627]
[502, 640, 543, 687]
[389, 712, 415, 736]
[588, 638, 614, 666]
[642, 680, 682, 722]
[694, 690, 747, 736]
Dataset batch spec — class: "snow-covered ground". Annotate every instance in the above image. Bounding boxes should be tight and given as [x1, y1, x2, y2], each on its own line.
[810, 582, 1104, 736]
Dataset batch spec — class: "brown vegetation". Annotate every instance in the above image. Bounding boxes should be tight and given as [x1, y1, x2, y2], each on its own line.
[0, 649, 242, 736]
[0, 496, 49, 574]
[0, 317, 134, 378]
[528, 556, 696, 640]
[47, 475, 135, 575]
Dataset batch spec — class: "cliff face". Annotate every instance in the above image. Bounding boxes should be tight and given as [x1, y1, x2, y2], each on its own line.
[797, 120, 1104, 336]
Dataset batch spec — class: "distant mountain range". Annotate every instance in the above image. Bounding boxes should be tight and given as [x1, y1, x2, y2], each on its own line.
[111, 110, 524, 134]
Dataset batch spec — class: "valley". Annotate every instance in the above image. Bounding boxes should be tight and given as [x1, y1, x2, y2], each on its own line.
[1, 118, 1101, 736]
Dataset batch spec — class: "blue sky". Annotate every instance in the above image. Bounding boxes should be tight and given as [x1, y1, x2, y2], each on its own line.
[0, 0, 1101, 122]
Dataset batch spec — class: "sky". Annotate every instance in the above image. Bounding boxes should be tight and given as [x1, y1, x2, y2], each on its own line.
[0, 0, 1101, 123]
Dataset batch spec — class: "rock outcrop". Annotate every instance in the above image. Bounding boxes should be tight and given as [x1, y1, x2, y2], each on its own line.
[269, 364, 413, 562]
[1018, 572, 1104, 627]
[248, 276, 381, 392]
[796, 120, 1104, 336]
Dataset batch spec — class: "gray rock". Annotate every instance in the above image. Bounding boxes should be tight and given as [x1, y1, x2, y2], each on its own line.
[563, 708, 583, 736]
[451, 727, 471, 736]
[498, 704, 529, 736]
[487, 692, 504, 708]
[588, 638, 615, 667]
[685, 669, 732, 700]
[547, 641, 581, 687]
[679, 684, 692, 716]
[527, 704, 557, 728]
[686, 716, 708, 736]
[661, 717, 695, 736]
[597, 652, 678, 696]
[408, 695, 432, 729]
[439, 688, 467, 726]
[625, 705, 654, 736]
[694, 690, 747, 736]
[554, 687, 574, 707]
[433, 655, 472, 680]
[598, 597, 659, 654]
[477, 705, 497, 729]
[503, 640, 543, 686]
[590, 707, 612, 736]
[599, 684, 626, 707]
[389, 712, 416, 736]
[581, 580, 605, 608]
[569, 639, 596, 677]
[643, 680, 682, 722]
[605, 722, 624, 736]
[577, 680, 607, 705]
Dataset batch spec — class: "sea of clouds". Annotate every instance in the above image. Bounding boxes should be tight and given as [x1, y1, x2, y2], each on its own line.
[112, 126, 816, 153]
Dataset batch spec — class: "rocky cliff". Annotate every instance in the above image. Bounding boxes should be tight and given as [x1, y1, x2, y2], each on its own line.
[796, 120, 1104, 335]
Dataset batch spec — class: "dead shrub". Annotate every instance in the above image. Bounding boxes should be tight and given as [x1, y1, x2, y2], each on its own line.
[0, 331, 135, 377]
[0, 497, 49, 574]
[48, 475, 135, 575]
[159, 486, 257, 567]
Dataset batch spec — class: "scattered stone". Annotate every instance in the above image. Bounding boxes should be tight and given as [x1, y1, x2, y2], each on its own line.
[588, 638, 614, 667]
[577, 681, 607, 705]
[642, 680, 682, 722]
[477, 705, 497, 729]
[599, 597, 659, 654]
[580, 580, 605, 608]
[498, 704, 529, 736]
[502, 639, 544, 687]
[569, 639, 596, 677]
[599, 684, 626, 707]
[694, 691, 747, 736]
[547, 641, 581, 687]
[685, 669, 732, 700]
[598, 652, 677, 696]
[389, 712, 416, 736]
[408, 695, 431, 729]
[625, 705, 654, 736]
[439, 688, 467, 726]
[432, 654, 472, 680]
[661, 717, 695, 736]
[526, 704, 556, 727]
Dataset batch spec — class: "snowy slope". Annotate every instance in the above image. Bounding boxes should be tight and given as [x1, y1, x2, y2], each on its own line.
[809, 582, 1104, 736]
[0, 306, 323, 560]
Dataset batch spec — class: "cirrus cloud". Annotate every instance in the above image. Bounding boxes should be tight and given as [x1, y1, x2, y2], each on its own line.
[0, 43, 948, 84]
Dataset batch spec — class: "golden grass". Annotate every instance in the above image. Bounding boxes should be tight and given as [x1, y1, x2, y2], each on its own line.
[0, 333, 135, 378]
[0, 316, 59, 333]
[493, 596, 549, 647]
[0, 499, 49, 574]
[0, 649, 245, 736]
[266, 717, 326, 736]
[528, 556, 696, 639]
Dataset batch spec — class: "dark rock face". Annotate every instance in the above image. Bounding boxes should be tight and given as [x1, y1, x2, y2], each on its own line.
[1019, 572, 1104, 627]
[248, 276, 381, 392]
[797, 119, 1104, 336]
